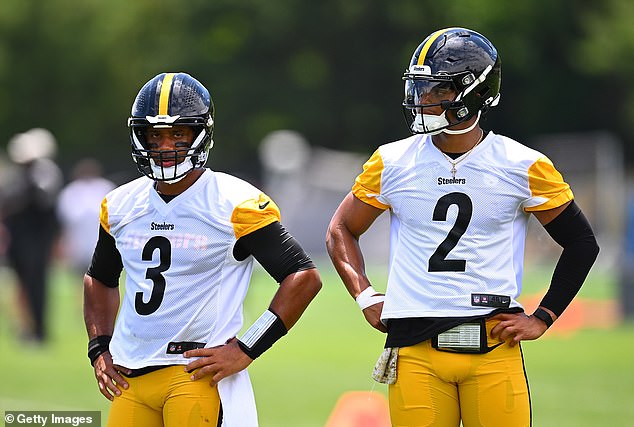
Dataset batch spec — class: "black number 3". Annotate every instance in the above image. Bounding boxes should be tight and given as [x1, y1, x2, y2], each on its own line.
[136, 236, 171, 315]
[428, 192, 472, 272]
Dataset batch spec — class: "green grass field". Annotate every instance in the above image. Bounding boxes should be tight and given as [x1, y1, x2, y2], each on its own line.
[1, 261, 633, 426]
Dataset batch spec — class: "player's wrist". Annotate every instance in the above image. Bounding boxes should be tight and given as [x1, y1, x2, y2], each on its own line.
[237, 309, 287, 359]
[88, 335, 112, 366]
[532, 307, 554, 328]
[355, 286, 385, 310]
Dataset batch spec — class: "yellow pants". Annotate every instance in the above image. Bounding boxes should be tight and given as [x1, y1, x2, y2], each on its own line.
[107, 365, 221, 427]
[389, 320, 531, 427]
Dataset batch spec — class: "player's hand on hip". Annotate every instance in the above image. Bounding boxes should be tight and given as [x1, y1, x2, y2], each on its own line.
[363, 301, 387, 333]
[489, 312, 548, 347]
[93, 351, 131, 401]
[184, 337, 253, 386]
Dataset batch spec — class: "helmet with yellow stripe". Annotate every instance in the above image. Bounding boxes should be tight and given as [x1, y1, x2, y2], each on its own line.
[129, 72, 214, 182]
[402, 28, 501, 135]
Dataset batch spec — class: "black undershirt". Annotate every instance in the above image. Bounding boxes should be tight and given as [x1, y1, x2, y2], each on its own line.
[232, 222, 315, 282]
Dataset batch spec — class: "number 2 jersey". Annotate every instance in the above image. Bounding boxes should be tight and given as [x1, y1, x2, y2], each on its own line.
[98, 169, 280, 369]
[353, 131, 573, 322]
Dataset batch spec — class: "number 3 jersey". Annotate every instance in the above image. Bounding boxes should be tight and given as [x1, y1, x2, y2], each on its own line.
[353, 131, 573, 320]
[100, 169, 280, 369]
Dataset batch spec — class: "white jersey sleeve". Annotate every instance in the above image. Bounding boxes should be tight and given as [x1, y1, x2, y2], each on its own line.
[353, 132, 573, 319]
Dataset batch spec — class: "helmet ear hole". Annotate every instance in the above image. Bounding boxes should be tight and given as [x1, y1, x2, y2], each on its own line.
[456, 107, 469, 119]
[477, 86, 491, 99]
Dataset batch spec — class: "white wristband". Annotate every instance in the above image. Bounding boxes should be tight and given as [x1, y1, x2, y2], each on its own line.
[355, 286, 385, 310]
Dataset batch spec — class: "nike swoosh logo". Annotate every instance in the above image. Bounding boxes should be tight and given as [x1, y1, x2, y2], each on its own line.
[258, 201, 270, 209]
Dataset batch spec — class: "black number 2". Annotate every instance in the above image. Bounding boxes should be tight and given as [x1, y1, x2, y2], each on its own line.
[428, 192, 473, 272]
[136, 236, 171, 315]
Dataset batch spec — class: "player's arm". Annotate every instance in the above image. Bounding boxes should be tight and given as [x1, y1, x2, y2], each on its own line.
[326, 192, 387, 332]
[83, 225, 130, 400]
[491, 200, 599, 344]
[242, 222, 322, 333]
[185, 221, 321, 384]
[532, 200, 599, 322]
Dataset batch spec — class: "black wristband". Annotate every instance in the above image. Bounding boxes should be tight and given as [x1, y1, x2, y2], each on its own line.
[237, 310, 288, 359]
[88, 335, 112, 366]
[532, 308, 554, 328]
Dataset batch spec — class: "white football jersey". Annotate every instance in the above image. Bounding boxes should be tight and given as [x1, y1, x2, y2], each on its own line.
[353, 131, 573, 320]
[100, 169, 280, 369]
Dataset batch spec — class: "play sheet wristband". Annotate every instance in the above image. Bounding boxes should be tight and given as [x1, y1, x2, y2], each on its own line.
[356, 286, 385, 310]
[238, 309, 287, 359]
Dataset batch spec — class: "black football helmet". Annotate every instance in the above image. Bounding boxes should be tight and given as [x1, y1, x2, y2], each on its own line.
[402, 27, 501, 135]
[128, 72, 214, 182]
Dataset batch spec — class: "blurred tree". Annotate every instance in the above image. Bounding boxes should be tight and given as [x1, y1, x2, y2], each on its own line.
[574, 0, 634, 161]
[0, 0, 630, 182]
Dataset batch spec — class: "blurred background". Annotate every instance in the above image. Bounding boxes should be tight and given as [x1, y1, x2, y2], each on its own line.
[1, 0, 633, 426]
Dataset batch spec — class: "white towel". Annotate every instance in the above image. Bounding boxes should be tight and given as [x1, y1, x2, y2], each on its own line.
[217, 369, 259, 427]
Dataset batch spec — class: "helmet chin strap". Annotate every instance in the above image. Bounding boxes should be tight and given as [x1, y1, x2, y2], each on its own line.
[442, 111, 481, 135]
[413, 110, 482, 135]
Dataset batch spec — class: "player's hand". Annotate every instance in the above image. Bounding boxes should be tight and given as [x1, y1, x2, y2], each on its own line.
[92, 351, 131, 401]
[184, 337, 253, 386]
[363, 300, 387, 333]
[489, 312, 549, 347]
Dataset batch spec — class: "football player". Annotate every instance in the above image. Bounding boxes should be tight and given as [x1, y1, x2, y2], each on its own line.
[84, 72, 322, 427]
[326, 28, 599, 426]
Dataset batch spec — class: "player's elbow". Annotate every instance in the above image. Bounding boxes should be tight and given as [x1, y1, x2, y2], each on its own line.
[589, 235, 600, 264]
[302, 267, 322, 299]
[325, 220, 346, 259]
[325, 226, 336, 256]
